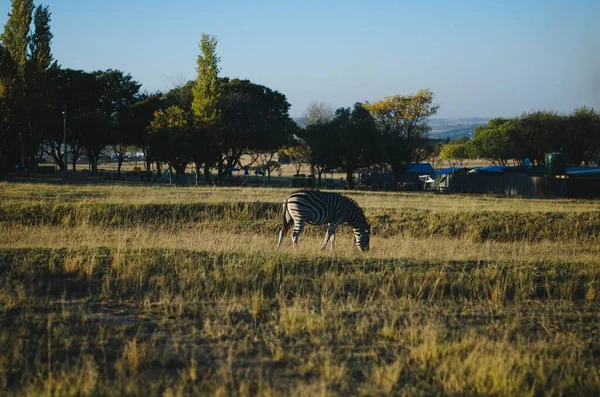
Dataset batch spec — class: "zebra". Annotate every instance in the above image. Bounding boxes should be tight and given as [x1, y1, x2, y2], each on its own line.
[277, 190, 371, 252]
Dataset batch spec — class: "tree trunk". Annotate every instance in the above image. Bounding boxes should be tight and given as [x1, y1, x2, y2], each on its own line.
[195, 162, 200, 186]
[49, 146, 65, 171]
[117, 156, 123, 175]
[204, 164, 211, 183]
[317, 170, 323, 186]
[72, 155, 77, 171]
[346, 170, 354, 189]
[91, 155, 98, 175]
[29, 154, 37, 174]
[174, 163, 187, 175]
[145, 157, 151, 172]
[391, 163, 410, 188]
[20, 148, 27, 170]
[0, 154, 7, 180]
[217, 160, 224, 182]
[155, 161, 162, 177]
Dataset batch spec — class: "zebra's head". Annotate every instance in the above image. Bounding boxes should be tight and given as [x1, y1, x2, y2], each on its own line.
[353, 226, 370, 252]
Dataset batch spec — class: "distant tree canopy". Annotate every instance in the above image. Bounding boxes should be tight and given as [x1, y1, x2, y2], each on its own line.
[442, 109, 600, 167]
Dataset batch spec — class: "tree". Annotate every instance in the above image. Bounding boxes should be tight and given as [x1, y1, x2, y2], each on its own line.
[27, 5, 56, 172]
[40, 68, 101, 171]
[1, 0, 34, 71]
[148, 106, 192, 175]
[365, 90, 439, 182]
[75, 110, 109, 171]
[120, 94, 164, 172]
[215, 78, 294, 181]
[2, 0, 55, 173]
[0, 43, 19, 178]
[449, 136, 470, 145]
[439, 142, 473, 166]
[565, 107, 600, 166]
[468, 118, 517, 165]
[192, 34, 221, 124]
[192, 34, 221, 183]
[512, 111, 566, 165]
[78, 69, 141, 174]
[296, 100, 335, 128]
[282, 140, 310, 176]
[333, 103, 381, 189]
[245, 85, 295, 183]
[299, 122, 339, 185]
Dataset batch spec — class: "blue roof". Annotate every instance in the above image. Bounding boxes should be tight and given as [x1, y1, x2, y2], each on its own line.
[436, 166, 464, 175]
[566, 167, 600, 177]
[407, 163, 435, 174]
[468, 166, 505, 174]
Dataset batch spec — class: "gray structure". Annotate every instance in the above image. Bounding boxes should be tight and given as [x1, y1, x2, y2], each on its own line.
[431, 165, 600, 198]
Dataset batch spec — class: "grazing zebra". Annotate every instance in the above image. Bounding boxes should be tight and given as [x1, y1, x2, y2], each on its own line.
[277, 190, 371, 251]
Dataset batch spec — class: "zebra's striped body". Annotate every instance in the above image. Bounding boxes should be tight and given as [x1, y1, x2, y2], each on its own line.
[277, 190, 371, 251]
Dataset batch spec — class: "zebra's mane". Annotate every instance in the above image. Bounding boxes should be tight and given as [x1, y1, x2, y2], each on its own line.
[342, 194, 369, 229]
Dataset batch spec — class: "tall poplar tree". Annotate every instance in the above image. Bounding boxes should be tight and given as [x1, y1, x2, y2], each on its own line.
[1, 0, 55, 172]
[29, 5, 54, 73]
[1, 0, 34, 72]
[192, 33, 221, 182]
[192, 33, 221, 123]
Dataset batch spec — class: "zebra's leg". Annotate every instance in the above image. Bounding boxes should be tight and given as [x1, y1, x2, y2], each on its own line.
[278, 218, 290, 249]
[277, 227, 287, 249]
[322, 222, 339, 250]
[278, 202, 291, 249]
[292, 219, 305, 248]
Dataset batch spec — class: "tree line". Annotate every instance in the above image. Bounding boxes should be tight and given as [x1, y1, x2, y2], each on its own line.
[439, 109, 600, 168]
[0, 1, 439, 186]
[2, 1, 597, 187]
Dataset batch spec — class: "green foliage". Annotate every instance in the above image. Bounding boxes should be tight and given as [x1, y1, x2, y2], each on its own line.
[282, 140, 311, 175]
[439, 142, 473, 165]
[1, 0, 34, 71]
[333, 103, 380, 188]
[299, 121, 339, 183]
[365, 90, 439, 178]
[216, 78, 294, 177]
[0, 44, 19, 174]
[564, 107, 600, 166]
[469, 118, 517, 165]
[467, 110, 600, 166]
[118, 94, 164, 170]
[1, 0, 56, 173]
[192, 33, 221, 125]
[449, 136, 470, 145]
[28, 5, 54, 74]
[148, 106, 193, 174]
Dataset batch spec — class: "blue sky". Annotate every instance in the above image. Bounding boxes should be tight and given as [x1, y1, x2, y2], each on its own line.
[1, 0, 598, 118]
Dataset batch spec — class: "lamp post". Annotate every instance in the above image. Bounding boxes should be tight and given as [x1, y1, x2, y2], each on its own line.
[61, 105, 67, 183]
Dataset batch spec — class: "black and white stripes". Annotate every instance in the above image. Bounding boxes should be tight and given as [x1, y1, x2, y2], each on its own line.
[277, 190, 371, 251]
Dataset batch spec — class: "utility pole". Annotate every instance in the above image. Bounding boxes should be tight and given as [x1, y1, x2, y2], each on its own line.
[61, 105, 68, 183]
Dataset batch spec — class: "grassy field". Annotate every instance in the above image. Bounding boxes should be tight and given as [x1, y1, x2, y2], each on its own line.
[1, 181, 599, 396]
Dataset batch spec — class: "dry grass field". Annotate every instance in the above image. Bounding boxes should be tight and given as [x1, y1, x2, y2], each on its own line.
[1, 181, 599, 396]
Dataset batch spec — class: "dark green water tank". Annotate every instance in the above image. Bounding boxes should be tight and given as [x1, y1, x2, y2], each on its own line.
[545, 152, 567, 175]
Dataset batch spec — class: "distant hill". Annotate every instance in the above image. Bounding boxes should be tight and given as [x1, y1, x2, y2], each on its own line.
[428, 118, 489, 139]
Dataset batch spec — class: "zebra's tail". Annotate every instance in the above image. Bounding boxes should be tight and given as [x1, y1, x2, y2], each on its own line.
[277, 199, 290, 249]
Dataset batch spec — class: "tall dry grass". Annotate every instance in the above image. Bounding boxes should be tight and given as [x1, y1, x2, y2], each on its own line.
[0, 182, 599, 395]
